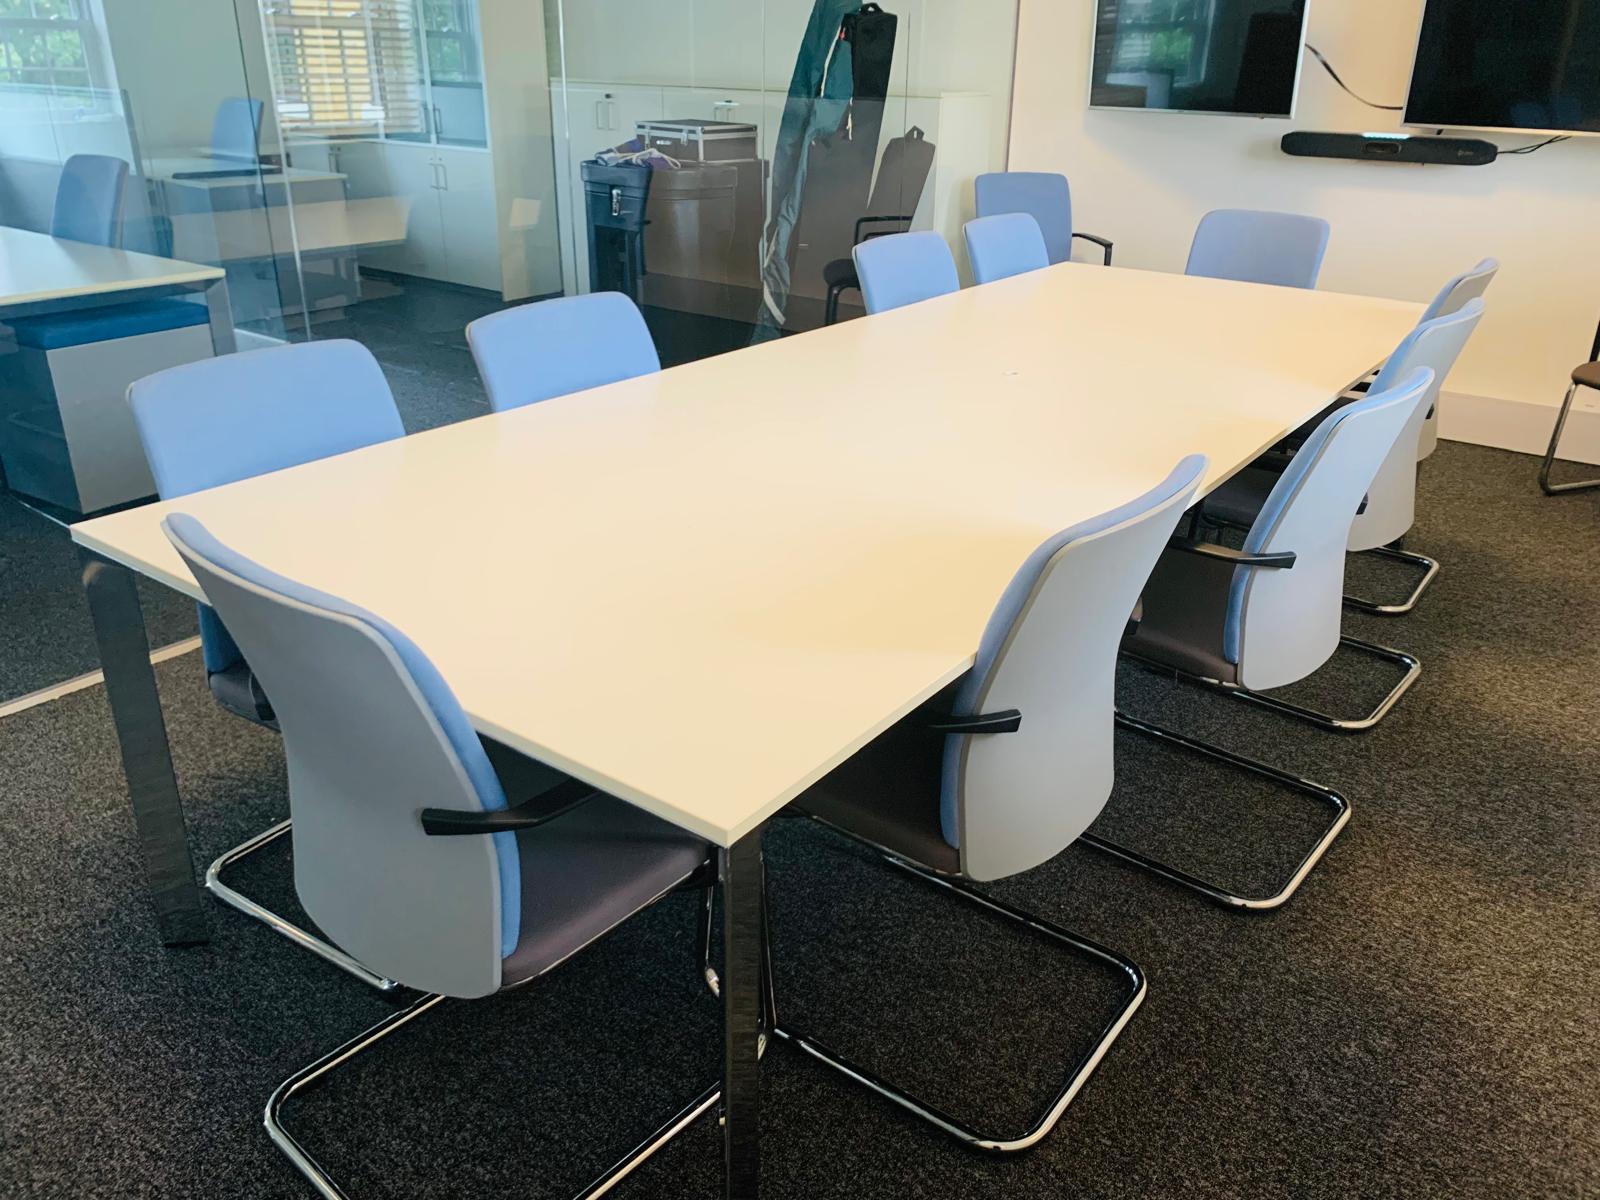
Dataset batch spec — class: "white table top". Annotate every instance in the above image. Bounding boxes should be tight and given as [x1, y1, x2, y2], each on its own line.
[0, 226, 222, 310]
[73, 264, 1421, 846]
[169, 197, 409, 262]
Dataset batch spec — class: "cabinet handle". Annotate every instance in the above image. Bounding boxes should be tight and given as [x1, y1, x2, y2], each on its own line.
[438, 159, 448, 191]
[433, 104, 444, 140]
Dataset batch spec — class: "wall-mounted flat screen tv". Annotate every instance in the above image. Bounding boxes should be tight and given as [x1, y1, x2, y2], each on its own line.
[1088, 0, 1309, 118]
[1404, 0, 1600, 135]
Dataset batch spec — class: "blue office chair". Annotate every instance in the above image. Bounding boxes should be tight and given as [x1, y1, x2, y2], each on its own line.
[1110, 371, 1432, 912]
[129, 339, 407, 990]
[466, 291, 660, 412]
[974, 171, 1113, 266]
[1185, 209, 1331, 290]
[766, 456, 1206, 1151]
[210, 97, 263, 162]
[161, 513, 721, 1200]
[852, 230, 960, 315]
[51, 153, 129, 247]
[964, 213, 1050, 285]
[1210, 302, 1485, 618]
[1126, 369, 1433, 740]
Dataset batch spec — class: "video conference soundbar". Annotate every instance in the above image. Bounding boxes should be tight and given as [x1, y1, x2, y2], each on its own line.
[1281, 131, 1499, 166]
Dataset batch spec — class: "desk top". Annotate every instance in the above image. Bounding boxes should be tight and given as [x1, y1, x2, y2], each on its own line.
[73, 264, 1421, 845]
[0, 226, 222, 309]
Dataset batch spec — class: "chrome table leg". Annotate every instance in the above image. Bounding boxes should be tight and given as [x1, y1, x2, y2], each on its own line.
[79, 549, 208, 946]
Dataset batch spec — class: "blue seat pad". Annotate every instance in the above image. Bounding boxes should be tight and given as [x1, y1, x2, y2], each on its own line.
[9, 298, 208, 351]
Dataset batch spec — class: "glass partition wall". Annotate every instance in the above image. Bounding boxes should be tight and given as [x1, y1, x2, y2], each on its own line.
[0, 0, 1017, 702]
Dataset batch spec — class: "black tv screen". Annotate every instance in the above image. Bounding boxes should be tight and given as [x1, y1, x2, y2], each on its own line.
[1405, 0, 1600, 134]
[1089, 0, 1309, 118]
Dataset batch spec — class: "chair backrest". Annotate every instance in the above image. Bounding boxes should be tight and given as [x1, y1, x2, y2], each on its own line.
[974, 172, 1073, 266]
[1230, 369, 1433, 691]
[1185, 208, 1330, 290]
[210, 97, 263, 162]
[852, 230, 960, 315]
[52, 154, 128, 247]
[863, 128, 937, 231]
[964, 213, 1050, 285]
[129, 339, 405, 676]
[1418, 257, 1498, 324]
[1352, 298, 1485, 547]
[164, 514, 514, 999]
[943, 455, 1208, 882]
[466, 292, 660, 413]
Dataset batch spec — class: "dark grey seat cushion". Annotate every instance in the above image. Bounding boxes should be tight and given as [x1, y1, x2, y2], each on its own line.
[823, 257, 858, 290]
[501, 794, 710, 987]
[1121, 545, 1240, 685]
[791, 693, 960, 876]
[1200, 465, 1278, 530]
[207, 663, 276, 726]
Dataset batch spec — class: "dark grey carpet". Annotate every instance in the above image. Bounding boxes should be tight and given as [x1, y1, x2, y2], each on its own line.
[0, 495, 196, 703]
[0, 441, 1596, 1199]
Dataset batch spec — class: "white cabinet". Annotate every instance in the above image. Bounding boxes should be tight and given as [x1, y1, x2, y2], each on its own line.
[335, 140, 501, 293]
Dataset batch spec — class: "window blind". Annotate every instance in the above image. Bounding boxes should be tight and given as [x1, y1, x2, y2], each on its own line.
[263, 0, 425, 137]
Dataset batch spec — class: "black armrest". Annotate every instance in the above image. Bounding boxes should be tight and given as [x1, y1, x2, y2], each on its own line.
[421, 777, 598, 836]
[854, 214, 915, 244]
[1072, 231, 1114, 266]
[922, 709, 1022, 735]
[1168, 539, 1296, 569]
[1126, 598, 1143, 638]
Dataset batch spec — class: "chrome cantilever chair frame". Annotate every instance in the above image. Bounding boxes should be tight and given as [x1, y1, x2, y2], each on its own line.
[1078, 713, 1350, 910]
[700, 819, 1145, 1153]
[207, 819, 399, 992]
[1343, 540, 1440, 616]
[1539, 322, 1600, 495]
[1122, 635, 1421, 735]
[267, 871, 724, 1200]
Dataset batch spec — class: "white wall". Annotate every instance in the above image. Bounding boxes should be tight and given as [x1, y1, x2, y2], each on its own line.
[1010, 0, 1600, 461]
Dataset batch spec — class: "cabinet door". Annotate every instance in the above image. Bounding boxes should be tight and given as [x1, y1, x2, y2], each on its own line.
[435, 147, 502, 293]
[334, 140, 442, 279]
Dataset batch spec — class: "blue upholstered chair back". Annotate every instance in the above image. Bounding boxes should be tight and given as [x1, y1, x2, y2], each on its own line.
[1418, 257, 1498, 324]
[210, 97, 264, 161]
[1228, 369, 1433, 691]
[52, 154, 129, 247]
[852, 230, 960, 315]
[1185, 209, 1330, 290]
[974, 172, 1074, 266]
[964, 213, 1050, 285]
[164, 514, 515, 999]
[466, 292, 660, 413]
[129, 340, 405, 676]
[941, 455, 1208, 881]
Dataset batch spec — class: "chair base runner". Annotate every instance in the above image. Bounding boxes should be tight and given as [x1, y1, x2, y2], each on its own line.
[1344, 544, 1439, 615]
[206, 819, 401, 993]
[1125, 635, 1421, 733]
[1538, 382, 1600, 496]
[266, 992, 723, 1200]
[766, 844, 1146, 1153]
[1081, 714, 1351, 912]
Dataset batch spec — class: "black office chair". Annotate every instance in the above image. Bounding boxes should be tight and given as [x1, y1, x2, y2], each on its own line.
[823, 127, 936, 325]
[1538, 318, 1600, 495]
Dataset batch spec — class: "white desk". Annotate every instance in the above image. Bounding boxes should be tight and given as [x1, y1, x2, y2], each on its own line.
[0, 226, 234, 354]
[70, 262, 1421, 1199]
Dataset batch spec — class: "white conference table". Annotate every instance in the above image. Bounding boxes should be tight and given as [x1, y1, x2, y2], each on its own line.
[70, 261, 1421, 1198]
[0, 226, 235, 355]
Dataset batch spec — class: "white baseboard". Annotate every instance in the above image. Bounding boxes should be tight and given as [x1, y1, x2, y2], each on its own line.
[1439, 389, 1600, 466]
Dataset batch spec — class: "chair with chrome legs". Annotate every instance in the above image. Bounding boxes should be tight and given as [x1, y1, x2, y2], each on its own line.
[852, 229, 961, 315]
[974, 171, 1113, 266]
[766, 455, 1207, 1151]
[466, 291, 660, 413]
[1216, 301, 1485, 617]
[161, 513, 721, 1200]
[129, 341, 407, 991]
[1539, 317, 1600, 495]
[1415, 258, 1497, 461]
[1185, 208, 1330, 290]
[964, 213, 1051, 285]
[1123, 368, 1435, 739]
